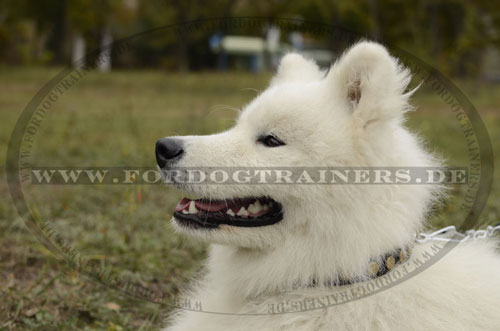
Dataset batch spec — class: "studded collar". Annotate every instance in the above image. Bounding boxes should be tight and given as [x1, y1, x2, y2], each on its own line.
[309, 245, 413, 287]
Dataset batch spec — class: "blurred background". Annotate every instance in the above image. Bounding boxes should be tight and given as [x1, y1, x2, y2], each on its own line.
[1, 1, 499, 330]
[0, 0, 499, 77]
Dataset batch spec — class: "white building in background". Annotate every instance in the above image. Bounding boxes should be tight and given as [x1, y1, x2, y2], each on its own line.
[210, 31, 334, 72]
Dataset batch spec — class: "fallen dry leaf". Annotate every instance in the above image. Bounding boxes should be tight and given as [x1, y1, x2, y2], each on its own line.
[105, 302, 120, 311]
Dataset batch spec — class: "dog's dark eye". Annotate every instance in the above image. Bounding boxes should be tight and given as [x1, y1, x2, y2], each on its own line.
[258, 135, 285, 147]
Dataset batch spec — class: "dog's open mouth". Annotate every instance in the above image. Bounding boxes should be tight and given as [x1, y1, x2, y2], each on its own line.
[173, 197, 283, 229]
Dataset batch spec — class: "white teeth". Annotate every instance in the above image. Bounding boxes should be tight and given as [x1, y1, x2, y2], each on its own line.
[226, 209, 235, 216]
[247, 203, 255, 213]
[182, 210, 189, 214]
[248, 200, 263, 214]
[188, 201, 198, 214]
[237, 207, 249, 217]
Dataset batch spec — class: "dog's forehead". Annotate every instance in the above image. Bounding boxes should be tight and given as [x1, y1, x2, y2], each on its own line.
[239, 82, 326, 126]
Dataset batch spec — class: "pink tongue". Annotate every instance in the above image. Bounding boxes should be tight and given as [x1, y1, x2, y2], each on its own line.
[194, 200, 228, 212]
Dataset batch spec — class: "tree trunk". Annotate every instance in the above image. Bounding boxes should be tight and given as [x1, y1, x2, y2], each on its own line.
[98, 26, 112, 72]
[72, 33, 86, 68]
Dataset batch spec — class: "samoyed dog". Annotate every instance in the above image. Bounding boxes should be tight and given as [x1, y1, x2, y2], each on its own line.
[156, 41, 500, 330]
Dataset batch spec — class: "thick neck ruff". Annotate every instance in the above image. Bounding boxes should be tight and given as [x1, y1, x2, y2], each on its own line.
[309, 245, 413, 287]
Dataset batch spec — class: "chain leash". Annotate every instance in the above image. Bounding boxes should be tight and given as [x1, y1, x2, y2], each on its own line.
[415, 224, 500, 243]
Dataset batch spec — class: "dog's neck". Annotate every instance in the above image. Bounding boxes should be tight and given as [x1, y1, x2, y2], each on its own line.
[205, 195, 425, 299]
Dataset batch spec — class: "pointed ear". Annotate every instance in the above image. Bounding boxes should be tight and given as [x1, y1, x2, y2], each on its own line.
[327, 41, 413, 126]
[271, 53, 324, 86]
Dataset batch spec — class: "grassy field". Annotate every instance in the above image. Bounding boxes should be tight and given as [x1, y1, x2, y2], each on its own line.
[0, 67, 499, 330]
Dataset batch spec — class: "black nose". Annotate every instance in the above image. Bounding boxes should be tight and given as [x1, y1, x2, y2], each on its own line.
[155, 138, 184, 168]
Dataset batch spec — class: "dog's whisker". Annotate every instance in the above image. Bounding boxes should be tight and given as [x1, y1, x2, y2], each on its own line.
[241, 87, 260, 95]
[208, 104, 242, 114]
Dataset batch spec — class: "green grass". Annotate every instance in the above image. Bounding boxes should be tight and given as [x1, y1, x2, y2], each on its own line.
[0, 67, 499, 330]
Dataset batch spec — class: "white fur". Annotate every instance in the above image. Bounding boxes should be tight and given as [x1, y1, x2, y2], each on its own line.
[163, 42, 500, 330]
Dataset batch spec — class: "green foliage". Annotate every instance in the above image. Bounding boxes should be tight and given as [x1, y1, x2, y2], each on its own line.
[0, 1, 499, 75]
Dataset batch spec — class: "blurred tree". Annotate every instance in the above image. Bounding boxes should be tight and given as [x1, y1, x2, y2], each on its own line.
[0, 0, 134, 66]
[0, 0, 498, 77]
[67, 0, 134, 69]
[0, 0, 65, 64]
[136, 0, 238, 71]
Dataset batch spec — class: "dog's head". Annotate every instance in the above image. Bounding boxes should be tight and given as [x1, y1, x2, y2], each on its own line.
[156, 42, 440, 258]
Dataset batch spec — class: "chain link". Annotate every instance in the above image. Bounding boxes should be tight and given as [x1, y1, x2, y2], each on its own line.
[415, 224, 500, 243]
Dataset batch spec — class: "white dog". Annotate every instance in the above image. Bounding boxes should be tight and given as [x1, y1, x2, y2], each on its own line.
[156, 41, 500, 330]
